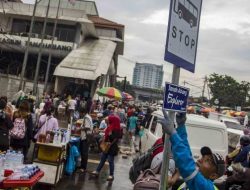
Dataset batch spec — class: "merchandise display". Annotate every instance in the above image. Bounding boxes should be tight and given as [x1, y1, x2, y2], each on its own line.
[0, 151, 44, 189]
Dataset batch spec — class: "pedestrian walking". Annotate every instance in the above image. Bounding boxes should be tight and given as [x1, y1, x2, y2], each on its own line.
[128, 113, 138, 140]
[79, 107, 93, 173]
[10, 100, 34, 162]
[91, 115, 121, 181]
[68, 96, 77, 122]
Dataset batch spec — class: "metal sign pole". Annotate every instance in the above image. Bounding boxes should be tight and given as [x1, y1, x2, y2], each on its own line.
[160, 65, 180, 190]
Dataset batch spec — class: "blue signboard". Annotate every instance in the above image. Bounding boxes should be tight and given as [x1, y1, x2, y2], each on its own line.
[164, 0, 203, 73]
[163, 83, 189, 112]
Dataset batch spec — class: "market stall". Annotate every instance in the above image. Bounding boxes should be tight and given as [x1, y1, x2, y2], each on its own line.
[32, 127, 70, 186]
[32, 142, 66, 186]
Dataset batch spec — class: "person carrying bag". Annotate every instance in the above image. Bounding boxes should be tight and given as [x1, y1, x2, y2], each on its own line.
[33, 116, 52, 142]
[34, 106, 58, 142]
[91, 115, 121, 181]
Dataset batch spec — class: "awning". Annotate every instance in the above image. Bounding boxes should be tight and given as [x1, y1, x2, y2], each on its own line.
[53, 39, 116, 80]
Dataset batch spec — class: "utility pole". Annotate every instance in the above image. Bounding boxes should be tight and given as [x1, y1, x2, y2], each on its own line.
[123, 76, 127, 91]
[207, 82, 211, 103]
[33, 0, 51, 95]
[44, 0, 61, 93]
[201, 76, 207, 102]
[19, 0, 38, 91]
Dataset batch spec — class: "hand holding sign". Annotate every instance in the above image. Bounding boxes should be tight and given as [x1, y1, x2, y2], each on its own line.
[176, 112, 187, 126]
[159, 108, 176, 135]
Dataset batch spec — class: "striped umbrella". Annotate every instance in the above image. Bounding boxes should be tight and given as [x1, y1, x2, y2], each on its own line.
[122, 92, 134, 101]
[97, 87, 122, 100]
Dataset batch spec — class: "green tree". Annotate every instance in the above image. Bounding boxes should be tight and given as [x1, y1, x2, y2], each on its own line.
[115, 80, 135, 97]
[208, 73, 250, 108]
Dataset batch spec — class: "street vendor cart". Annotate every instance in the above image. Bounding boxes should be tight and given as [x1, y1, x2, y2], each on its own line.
[32, 142, 66, 186]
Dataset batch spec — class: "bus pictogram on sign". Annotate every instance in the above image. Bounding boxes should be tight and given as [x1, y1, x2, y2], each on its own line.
[173, 0, 198, 28]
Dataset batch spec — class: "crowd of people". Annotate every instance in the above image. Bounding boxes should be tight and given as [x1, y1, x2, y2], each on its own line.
[0, 91, 150, 181]
[1, 91, 250, 189]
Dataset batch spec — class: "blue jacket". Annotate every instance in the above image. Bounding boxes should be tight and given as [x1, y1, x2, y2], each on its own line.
[234, 144, 250, 167]
[170, 125, 216, 190]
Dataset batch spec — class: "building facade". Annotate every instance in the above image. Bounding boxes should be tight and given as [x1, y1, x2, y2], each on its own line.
[132, 63, 163, 89]
[0, 0, 124, 99]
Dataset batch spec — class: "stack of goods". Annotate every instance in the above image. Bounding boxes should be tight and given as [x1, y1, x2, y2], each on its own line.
[0, 150, 24, 171]
[37, 128, 70, 145]
[6, 165, 40, 180]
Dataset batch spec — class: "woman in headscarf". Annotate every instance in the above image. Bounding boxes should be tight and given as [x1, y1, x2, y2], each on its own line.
[91, 115, 121, 181]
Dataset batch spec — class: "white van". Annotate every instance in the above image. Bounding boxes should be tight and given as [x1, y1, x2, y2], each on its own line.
[140, 110, 228, 159]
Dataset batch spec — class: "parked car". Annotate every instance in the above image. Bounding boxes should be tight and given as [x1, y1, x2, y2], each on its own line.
[222, 118, 244, 149]
[140, 110, 229, 159]
[208, 112, 240, 124]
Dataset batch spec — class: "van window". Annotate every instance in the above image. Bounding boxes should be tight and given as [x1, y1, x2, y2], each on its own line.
[155, 122, 163, 138]
[145, 115, 153, 129]
[150, 116, 158, 134]
[224, 121, 244, 130]
[186, 124, 226, 150]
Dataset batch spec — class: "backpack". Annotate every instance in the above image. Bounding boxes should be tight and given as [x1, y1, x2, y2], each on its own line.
[9, 118, 26, 139]
[133, 166, 161, 190]
[129, 143, 163, 184]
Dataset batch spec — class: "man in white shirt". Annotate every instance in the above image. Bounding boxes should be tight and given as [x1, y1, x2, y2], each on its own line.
[79, 107, 93, 172]
[68, 97, 77, 122]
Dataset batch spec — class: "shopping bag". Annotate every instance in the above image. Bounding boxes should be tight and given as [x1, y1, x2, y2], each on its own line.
[100, 141, 111, 153]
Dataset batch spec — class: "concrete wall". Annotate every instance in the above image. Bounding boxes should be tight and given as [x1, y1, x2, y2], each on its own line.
[0, 74, 53, 100]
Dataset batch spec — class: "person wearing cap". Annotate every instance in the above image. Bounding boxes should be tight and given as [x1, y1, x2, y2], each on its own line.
[159, 109, 225, 190]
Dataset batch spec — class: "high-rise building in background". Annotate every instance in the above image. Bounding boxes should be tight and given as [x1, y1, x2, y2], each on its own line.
[132, 63, 163, 89]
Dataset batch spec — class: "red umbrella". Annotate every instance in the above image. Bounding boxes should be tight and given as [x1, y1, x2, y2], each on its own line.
[122, 92, 134, 101]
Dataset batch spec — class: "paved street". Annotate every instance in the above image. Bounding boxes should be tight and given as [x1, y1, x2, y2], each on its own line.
[34, 138, 134, 190]
[55, 153, 133, 190]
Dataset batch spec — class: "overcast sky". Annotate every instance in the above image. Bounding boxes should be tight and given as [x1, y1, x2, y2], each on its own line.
[23, 0, 250, 96]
